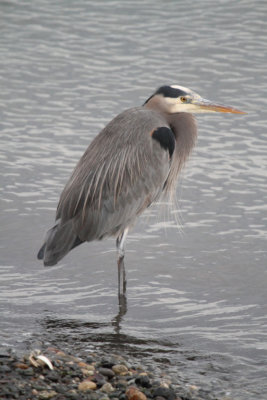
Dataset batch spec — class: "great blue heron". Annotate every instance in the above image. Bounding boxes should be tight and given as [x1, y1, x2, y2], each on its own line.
[38, 85, 244, 290]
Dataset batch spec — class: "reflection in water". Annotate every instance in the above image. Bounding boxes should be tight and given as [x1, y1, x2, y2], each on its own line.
[112, 292, 128, 335]
[38, 311, 168, 358]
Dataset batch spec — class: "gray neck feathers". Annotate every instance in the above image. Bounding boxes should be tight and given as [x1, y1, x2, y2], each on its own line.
[165, 112, 198, 195]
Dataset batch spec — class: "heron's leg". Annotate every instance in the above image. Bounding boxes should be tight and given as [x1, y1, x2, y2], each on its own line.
[116, 228, 128, 294]
[116, 228, 129, 259]
[118, 256, 127, 295]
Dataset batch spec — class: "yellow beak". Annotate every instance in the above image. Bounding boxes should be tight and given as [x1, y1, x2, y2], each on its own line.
[194, 98, 246, 114]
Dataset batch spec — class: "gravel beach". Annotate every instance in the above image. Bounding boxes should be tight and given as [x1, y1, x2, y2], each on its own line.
[0, 347, 227, 400]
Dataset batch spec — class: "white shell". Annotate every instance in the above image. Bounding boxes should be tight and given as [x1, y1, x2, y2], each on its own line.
[36, 355, 54, 370]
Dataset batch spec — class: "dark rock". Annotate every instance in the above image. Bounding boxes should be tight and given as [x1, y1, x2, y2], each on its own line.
[135, 375, 152, 388]
[46, 370, 59, 382]
[56, 385, 68, 394]
[20, 367, 34, 376]
[152, 387, 176, 400]
[32, 383, 49, 391]
[116, 379, 128, 389]
[90, 393, 101, 400]
[100, 357, 118, 369]
[0, 365, 11, 373]
[92, 372, 107, 387]
[110, 391, 124, 399]
[99, 367, 115, 378]
[86, 356, 95, 364]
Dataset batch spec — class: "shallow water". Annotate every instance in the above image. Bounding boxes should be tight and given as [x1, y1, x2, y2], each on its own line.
[1, 0, 267, 398]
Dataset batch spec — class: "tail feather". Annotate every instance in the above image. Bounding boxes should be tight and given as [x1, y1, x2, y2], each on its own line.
[37, 243, 46, 260]
[37, 220, 84, 266]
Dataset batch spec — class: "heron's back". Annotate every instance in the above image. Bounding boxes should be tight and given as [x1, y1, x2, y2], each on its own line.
[39, 107, 171, 265]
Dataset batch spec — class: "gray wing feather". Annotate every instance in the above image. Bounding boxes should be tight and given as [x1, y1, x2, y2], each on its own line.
[57, 107, 171, 242]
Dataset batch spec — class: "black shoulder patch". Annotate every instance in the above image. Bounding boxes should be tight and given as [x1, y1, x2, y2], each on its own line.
[152, 127, 175, 157]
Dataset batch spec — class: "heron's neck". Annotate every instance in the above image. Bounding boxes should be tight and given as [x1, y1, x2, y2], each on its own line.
[144, 99, 197, 159]
[167, 112, 198, 166]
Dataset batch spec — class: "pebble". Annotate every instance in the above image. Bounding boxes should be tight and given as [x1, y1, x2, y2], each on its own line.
[135, 375, 152, 388]
[101, 382, 115, 393]
[0, 348, 219, 400]
[78, 361, 95, 370]
[93, 372, 107, 387]
[126, 386, 147, 400]
[0, 365, 11, 372]
[46, 370, 59, 382]
[112, 364, 129, 375]
[14, 362, 29, 370]
[189, 385, 199, 391]
[117, 379, 128, 388]
[78, 380, 97, 391]
[38, 390, 58, 399]
[81, 367, 95, 376]
[99, 367, 115, 378]
[20, 367, 34, 376]
[153, 387, 176, 400]
[100, 357, 116, 368]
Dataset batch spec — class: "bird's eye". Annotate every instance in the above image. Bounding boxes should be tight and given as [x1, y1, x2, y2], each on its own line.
[180, 96, 187, 103]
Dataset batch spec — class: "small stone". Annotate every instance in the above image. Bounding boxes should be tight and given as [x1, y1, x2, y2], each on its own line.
[91, 393, 101, 400]
[153, 387, 176, 400]
[66, 361, 75, 366]
[101, 382, 115, 393]
[78, 361, 88, 368]
[78, 361, 95, 370]
[86, 356, 95, 364]
[14, 362, 29, 370]
[46, 346, 59, 352]
[68, 389, 78, 397]
[189, 385, 199, 391]
[39, 390, 57, 399]
[117, 379, 128, 388]
[135, 375, 151, 388]
[126, 386, 147, 400]
[32, 389, 38, 396]
[92, 372, 106, 387]
[56, 351, 66, 357]
[160, 383, 169, 389]
[78, 380, 97, 391]
[112, 364, 129, 375]
[100, 358, 116, 368]
[81, 368, 95, 376]
[20, 367, 34, 376]
[99, 367, 115, 378]
[46, 370, 59, 382]
[0, 365, 11, 372]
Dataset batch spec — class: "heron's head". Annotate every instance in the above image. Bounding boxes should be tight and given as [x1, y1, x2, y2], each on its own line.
[144, 85, 245, 114]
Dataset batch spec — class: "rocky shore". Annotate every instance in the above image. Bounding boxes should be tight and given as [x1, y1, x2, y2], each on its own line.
[0, 348, 225, 400]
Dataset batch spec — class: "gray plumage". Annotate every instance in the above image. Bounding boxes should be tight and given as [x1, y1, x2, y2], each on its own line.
[38, 84, 244, 267]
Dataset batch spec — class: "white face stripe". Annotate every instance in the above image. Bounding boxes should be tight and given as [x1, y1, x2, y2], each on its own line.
[172, 84, 198, 95]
